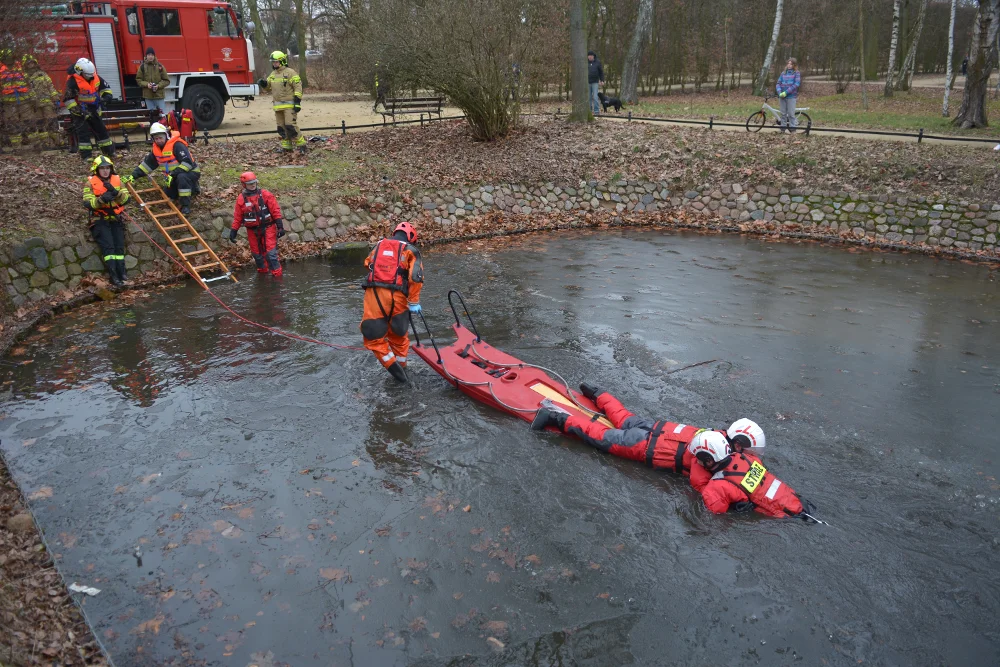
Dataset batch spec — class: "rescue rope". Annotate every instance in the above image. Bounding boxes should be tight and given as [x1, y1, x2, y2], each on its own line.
[7, 155, 366, 353]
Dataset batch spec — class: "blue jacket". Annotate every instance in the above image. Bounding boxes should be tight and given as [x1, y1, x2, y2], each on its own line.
[776, 69, 800, 97]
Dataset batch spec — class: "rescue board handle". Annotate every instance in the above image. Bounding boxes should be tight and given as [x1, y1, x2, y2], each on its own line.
[410, 310, 442, 364]
[448, 290, 482, 342]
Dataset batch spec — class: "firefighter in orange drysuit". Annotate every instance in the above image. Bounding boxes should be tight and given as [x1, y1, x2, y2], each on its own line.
[360, 222, 423, 383]
[532, 384, 815, 519]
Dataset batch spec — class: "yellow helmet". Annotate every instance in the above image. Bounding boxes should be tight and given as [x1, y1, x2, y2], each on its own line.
[90, 155, 116, 175]
[269, 50, 287, 66]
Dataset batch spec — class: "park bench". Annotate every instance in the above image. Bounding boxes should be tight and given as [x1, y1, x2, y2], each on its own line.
[60, 107, 160, 151]
[374, 96, 445, 124]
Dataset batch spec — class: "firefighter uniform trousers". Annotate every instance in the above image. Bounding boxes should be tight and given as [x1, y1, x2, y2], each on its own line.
[274, 108, 304, 151]
[90, 217, 126, 274]
[362, 288, 413, 368]
[72, 112, 113, 158]
[249, 224, 280, 273]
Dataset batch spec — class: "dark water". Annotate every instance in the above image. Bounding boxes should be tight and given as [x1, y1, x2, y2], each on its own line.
[1, 230, 998, 667]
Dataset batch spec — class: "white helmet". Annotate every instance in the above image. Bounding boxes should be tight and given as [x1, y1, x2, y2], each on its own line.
[75, 58, 95, 76]
[149, 121, 169, 137]
[727, 418, 766, 451]
[689, 431, 731, 469]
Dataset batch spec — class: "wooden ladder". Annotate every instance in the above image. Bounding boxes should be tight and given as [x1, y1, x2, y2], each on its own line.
[125, 179, 238, 289]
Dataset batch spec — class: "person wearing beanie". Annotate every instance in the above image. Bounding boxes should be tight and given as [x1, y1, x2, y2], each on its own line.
[135, 47, 170, 120]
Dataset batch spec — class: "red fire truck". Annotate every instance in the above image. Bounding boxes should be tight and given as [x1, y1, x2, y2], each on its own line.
[33, 0, 257, 130]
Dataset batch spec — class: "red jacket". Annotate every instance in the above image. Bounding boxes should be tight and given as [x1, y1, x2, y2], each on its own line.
[232, 188, 282, 230]
[689, 451, 805, 518]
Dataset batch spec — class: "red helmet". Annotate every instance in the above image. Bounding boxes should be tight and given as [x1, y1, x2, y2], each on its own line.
[240, 171, 257, 187]
[394, 222, 417, 243]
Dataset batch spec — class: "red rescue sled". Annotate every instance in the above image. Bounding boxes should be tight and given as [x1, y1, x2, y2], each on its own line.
[410, 290, 612, 428]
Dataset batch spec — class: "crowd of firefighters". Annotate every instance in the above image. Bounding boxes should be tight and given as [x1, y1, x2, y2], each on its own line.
[0, 46, 306, 287]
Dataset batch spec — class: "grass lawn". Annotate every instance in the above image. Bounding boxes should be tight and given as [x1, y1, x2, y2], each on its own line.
[201, 145, 364, 197]
[628, 87, 1000, 138]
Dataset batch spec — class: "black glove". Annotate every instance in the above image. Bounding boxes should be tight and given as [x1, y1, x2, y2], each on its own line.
[99, 189, 117, 203]
[799, 498, 817, 516]
[579, 382, 604, 400]
[229, 229, 238, 243]
[275, 219, 286, 238]
[730, 501, 756, 514]
[131, 167, 145, 181]
[293, 96, 301, 113]
[257, 78, 267, 88]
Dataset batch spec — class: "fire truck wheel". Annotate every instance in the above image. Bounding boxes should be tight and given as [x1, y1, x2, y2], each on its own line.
[180, 84, 225, 131]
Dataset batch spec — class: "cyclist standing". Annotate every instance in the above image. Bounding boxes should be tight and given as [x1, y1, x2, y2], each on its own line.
[776, 58, 801, 134]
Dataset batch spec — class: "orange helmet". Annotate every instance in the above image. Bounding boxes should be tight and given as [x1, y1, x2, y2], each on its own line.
[394, 221, 417, 243]
[240, 171, 257, 188]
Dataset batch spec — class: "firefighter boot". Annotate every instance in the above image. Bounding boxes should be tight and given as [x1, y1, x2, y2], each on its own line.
[179, 196, 191, 215]
[386, 361, 408, 384]
[271, 265, 283, 278]
[530, 399, 569, 431]
[116, 259, 128, 284]
[106, 262, 123, 287]
[297, 144, 307, 155]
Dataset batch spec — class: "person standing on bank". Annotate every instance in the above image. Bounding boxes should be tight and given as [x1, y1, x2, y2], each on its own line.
[257, 51, 306, 154]
[775, 57, 801, 134]
[83, 156, 131, 286]
[135, 47, 170, 121]
[587, 51, 604, 117]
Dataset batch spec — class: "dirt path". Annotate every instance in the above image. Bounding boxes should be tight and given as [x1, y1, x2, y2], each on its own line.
[213, 95, 462, 141]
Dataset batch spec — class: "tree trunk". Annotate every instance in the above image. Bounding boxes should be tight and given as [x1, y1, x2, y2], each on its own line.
[898, 0, 929, 91]
[247, 0, 266, 76]
[295, 0, 308, 87]
[954, 0, 1000, 128]
[620, 0, 654, 105]
[569, 0, 591, 121]
[943, 0, 958, 116]
[754, 0, 784, 96]
[859, 0, 868, 110]
[884, 0, 901, 97]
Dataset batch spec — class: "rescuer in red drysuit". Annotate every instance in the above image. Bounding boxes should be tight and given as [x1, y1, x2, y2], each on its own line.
[531, 384, 815, 519]
[686, 431, 815, 519]
[360, 222, 423, 383]
[230, 171, 285, 277]
[531, 383, 765, 479]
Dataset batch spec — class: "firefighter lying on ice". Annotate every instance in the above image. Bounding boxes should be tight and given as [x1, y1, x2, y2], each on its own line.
[360, 222, 424, 383]
[531, 385, 815, 519]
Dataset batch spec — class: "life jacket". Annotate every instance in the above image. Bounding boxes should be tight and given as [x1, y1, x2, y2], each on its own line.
[70, 73, 100, 105]
[715, 452, 804, 518]
[152, 132, 189, 174]
[0, 64, 29, 102]
[238, 190, 274, 228]
[89, 174, 125, 217]
[644, 421, 703, 474]
[363, 239, 408, 291]
[166, 109, 196, 139]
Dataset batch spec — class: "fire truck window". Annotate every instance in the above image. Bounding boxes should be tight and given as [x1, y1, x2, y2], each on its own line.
[126, 8, 139, 35]
[142, 9, 182, 36]
[206, 10, 237, 37]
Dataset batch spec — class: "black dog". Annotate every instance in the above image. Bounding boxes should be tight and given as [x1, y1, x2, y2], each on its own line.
[597, 91, 623, 113]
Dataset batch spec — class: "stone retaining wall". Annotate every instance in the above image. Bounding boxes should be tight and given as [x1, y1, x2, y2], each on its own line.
[3, 179, 997, 308]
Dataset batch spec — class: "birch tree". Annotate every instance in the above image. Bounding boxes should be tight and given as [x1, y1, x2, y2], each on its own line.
[754, 0, 784, 96]
[620, 0, 654, 105]
[943, 0, 958, 116]
[884, 0, 901, 97]
[897, 0, 929, 91]
[953, 0, 1000, 128]
[569, 0, 591, 121]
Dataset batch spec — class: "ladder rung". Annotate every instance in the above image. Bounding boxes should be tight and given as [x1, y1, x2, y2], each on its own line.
[172, 236, 199, 244]
[161, 224, 187, 231]
[202, 273, 233, 283]
[183, 249, 211, 258]
[153, 212, 179, 219]
[143, 199, 171, 205]
[134, 188, 159, 194]
[192, 262, 221, 271]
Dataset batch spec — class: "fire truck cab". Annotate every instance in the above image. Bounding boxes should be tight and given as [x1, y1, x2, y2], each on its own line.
[42, 0, 257, 130]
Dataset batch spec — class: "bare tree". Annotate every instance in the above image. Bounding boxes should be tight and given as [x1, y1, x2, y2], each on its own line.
[294, 0, 308, 87]
[620, 0, 654, 105]
[754, 0, 784, 96]
[859, 0, 868, 110]
[884, 0, 901, 97]
[954, 0, 1000, 128]
[569, 0, 591, 121]
[898, 0, 929, 91]
[943, 0, 958, 116]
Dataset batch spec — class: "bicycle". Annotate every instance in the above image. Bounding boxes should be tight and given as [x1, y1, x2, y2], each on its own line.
[745, 95, 812, 133]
